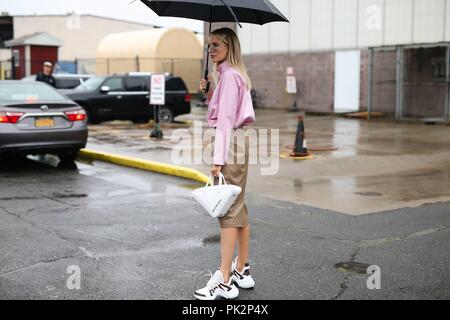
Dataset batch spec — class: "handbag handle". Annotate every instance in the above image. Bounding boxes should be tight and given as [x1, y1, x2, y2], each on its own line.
[205, 172, 228, 187]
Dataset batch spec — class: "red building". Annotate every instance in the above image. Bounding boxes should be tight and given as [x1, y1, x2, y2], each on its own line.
[5, 32, 63, 79]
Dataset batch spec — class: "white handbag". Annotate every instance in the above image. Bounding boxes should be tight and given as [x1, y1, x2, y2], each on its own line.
[191, 173, 242, 218]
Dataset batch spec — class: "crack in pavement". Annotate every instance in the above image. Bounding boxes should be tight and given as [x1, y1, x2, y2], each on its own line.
[331, 247, 361, 300]
[251, 217, 449, 249]
[0, 254, 84, 279]
[0, 206, 84, 244]
[353, 225, 449, 248]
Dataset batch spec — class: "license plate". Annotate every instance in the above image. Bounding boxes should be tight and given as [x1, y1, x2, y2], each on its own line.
[35, 117, 55, 127]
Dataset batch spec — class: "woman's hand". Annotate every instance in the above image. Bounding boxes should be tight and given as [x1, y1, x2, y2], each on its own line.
[211, 164, 222, 177]
[199, 79, 208, 93]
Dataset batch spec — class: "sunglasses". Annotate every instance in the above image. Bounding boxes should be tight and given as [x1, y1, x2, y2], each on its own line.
[207, 43, 228, 52]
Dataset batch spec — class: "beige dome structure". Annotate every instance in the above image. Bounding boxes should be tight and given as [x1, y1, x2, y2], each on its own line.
[96, 28, 203, 93]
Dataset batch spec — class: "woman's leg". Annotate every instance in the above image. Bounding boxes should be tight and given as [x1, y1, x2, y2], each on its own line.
[236, 225, 250, 272]
[220, 227, 238, 283]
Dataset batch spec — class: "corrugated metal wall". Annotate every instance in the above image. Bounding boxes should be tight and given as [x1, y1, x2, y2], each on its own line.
[239, 0, 449, 54]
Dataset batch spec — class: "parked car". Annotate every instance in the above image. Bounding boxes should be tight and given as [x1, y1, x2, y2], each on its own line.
[63, 74, 191, 124]
[53, 74, 94, 89]
[0, 81, 88, 161]
[22, 74, 94, 90]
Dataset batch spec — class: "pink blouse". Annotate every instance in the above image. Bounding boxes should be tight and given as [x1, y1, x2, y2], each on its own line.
[207, 61, 256, 165]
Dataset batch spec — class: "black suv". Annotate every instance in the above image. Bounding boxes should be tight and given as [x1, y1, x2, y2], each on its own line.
[64, 74, 191, 124]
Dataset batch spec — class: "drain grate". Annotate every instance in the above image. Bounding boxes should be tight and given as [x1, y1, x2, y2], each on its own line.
[354, 191, 383, 197]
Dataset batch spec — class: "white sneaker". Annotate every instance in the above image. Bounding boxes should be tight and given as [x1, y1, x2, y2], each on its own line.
[194, 270, 239, 300]
[231, 257, 255, 289]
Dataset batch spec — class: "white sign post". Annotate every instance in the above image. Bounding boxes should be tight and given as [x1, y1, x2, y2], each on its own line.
[150, 74, 165, 139]
[286, 67, 299, 112]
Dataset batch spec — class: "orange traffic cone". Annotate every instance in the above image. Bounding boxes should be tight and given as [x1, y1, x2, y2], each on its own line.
[290, 116, 310, 157]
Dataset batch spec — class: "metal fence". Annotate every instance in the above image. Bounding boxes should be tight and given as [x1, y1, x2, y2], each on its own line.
[0, 57, 204, 93]
[367, 44, 450, 123]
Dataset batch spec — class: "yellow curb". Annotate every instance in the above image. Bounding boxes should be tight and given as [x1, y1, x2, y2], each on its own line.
[79, 149, 209, 184]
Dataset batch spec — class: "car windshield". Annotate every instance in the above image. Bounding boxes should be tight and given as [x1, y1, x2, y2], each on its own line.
[75, 77, 104, 91]
[0, 83, 69, 103]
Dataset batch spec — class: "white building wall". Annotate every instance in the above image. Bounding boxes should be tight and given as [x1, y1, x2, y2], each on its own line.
[13, 15, 155, 60]
[239, 0, 450, 55]
[384, 0, 414, 45]
[414, 0, 446, 43]
[289, 0, 311, 51]
[269, 0, 290, 53]
[310, 0, 334, 50]
[334, 0, 358, 49]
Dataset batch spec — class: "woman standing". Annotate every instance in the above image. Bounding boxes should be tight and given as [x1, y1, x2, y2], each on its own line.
[194, 27, 256, 300]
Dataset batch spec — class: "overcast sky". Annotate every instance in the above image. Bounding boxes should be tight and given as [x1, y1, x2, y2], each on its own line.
[0, 0, 204, 33]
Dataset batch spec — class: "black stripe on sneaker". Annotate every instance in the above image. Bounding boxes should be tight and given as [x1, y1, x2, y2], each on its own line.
[219, 283, 232, 291]
[194, 291, 206, 297]
[232, 269, 244, 280]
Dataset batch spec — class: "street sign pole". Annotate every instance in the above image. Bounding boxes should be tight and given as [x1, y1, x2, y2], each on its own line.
[149, 74, 165, 139]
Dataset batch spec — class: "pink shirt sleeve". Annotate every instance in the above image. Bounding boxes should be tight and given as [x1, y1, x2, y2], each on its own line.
[213, 72, 239, 165]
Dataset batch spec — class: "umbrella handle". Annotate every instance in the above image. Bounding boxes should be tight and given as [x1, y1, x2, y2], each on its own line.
[203, 63, 211, 93]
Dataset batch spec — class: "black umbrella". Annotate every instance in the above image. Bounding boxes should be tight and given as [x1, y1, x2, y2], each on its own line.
[140, 0, 289, 92]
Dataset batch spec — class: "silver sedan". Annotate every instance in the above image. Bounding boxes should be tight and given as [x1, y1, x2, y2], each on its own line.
[0, 81, 88, 161]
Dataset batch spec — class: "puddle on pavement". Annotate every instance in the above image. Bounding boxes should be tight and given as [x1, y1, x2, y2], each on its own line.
[52, 193, 88, 199]
[179, 183, 203, 190]
[203, 234, 221, 245]
[335, 262, 371, 274]
[107, 189, 138, 197]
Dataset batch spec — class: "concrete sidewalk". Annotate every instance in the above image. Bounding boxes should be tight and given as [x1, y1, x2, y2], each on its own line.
[83, 106, 450, 215]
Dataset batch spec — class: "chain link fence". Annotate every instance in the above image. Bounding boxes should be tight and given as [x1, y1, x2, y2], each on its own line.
[0, 57, 203, 93]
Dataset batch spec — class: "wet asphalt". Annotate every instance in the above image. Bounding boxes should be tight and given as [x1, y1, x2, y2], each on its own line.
[0, 155, 449, 300]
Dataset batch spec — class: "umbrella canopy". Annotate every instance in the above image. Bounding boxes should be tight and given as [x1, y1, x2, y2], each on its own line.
[140, 0, 289, 92]
[140, 0, 289, 25]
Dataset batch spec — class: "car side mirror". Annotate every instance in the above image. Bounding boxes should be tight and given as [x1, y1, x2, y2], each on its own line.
[100, 86, 110, 93]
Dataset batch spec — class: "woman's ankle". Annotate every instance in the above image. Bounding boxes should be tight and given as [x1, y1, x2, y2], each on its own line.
[220, 268, 231, 283]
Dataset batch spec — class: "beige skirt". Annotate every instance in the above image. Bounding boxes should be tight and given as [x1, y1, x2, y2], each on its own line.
[213, 129, 250, 228]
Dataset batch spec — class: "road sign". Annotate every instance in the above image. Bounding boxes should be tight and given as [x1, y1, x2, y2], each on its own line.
[150, 74, 165, 105]
[286, 76, 297, 94]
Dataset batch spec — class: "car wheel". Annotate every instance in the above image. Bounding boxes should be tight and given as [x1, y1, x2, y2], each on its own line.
[159, 106, 174, 123]
[82, 106, 100, 124]
[58, 150, 80, 162]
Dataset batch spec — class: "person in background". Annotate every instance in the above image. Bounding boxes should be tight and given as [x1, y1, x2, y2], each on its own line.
[36, 61, 56, 87]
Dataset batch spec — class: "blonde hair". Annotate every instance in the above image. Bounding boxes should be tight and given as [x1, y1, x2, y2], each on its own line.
[210, 27, 252, 91]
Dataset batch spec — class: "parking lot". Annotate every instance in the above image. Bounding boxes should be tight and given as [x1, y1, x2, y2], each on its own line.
[0, 155, 449, 299]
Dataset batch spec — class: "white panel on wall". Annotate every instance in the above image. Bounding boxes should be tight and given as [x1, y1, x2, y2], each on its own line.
[269, 0, 290, 53]
[413, 0, 446, 43]
[446, 0, 450, 41]
[334, 0, 358, 49]
[289, 0, 311, 51]
[251, 24, 270, 53]
[334, 50, 361, 112]
[384, 0, 414, 45]
[238, 23, 253, 55]
[358, 0, 384, 47]
[310, 0, 333, 50]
